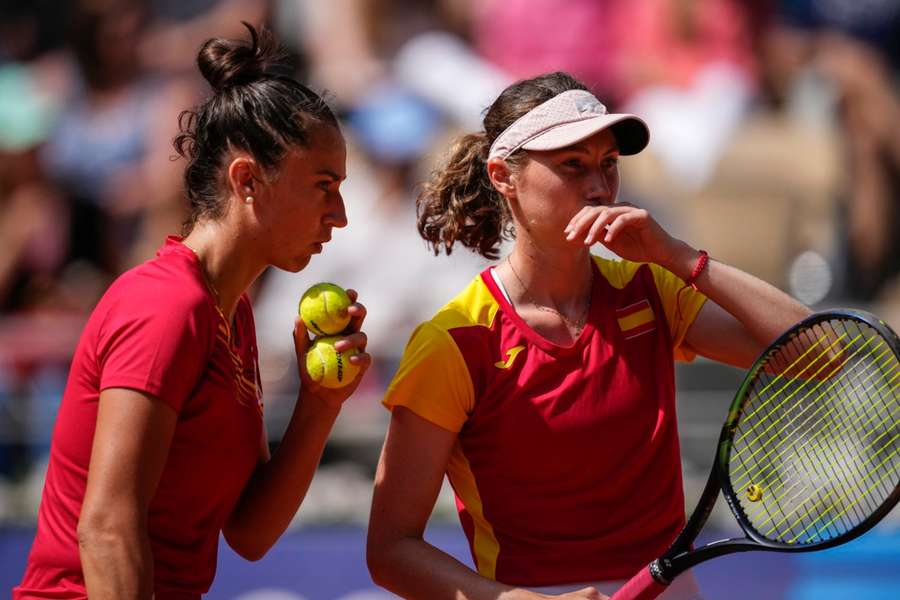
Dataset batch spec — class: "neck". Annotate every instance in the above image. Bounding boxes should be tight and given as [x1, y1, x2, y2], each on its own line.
[182, 221, 265, 319]
[506, 241, 594, 313]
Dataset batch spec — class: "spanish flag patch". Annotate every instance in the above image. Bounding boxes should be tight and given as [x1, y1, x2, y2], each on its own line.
[616, 299, 656, 340]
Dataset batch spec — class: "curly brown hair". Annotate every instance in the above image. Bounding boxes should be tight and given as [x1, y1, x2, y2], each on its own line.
[416, 72, 588, 259]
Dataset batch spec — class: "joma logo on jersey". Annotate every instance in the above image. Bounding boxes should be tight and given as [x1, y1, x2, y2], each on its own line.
[494, 345, 526, 369]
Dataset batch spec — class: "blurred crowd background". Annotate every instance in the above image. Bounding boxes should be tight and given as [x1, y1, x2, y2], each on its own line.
[1, 0, 899, 544]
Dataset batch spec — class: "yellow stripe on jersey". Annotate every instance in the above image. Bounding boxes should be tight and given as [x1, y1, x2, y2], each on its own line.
[617, 307, 654, 332]
[447, 441, 500, 579]
[592, 255, 707, 361]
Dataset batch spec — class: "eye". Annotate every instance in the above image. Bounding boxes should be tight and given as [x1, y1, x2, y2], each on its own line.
[316, 180, 333, 192]
[603, 157, 619, 169]
[562, 158, 585, 170]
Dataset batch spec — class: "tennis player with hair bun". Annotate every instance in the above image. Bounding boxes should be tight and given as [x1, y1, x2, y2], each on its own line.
[15, 24, 370, 599]
[366, 71, 809, 599]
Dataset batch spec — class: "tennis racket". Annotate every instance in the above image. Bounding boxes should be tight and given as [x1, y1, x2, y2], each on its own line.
[612, 309, 900, 600]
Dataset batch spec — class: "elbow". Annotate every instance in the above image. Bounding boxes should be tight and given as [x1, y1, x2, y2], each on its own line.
[223, 526, 271, 562]
[366, 530, 401, 588]
[366, 540, 387, 587]
[77, 508, 140, 554]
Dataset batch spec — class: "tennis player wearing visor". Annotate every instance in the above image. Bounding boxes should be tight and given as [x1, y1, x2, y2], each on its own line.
[366, 72, 809, 600]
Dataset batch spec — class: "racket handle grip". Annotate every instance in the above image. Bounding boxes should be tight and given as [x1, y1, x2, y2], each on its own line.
[610, 564, 669, 600]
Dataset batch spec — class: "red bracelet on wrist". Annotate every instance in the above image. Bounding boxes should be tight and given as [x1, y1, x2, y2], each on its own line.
[684, 250, 709, 290]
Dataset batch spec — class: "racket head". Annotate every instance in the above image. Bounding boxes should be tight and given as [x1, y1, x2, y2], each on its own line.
[716, 309, 900, 552]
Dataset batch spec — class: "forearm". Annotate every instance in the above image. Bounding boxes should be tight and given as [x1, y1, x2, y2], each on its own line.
[224, 389, 340, 558]
[664, 240, 811, 344]
[79, 519, 153, 599]
[369, 535, 539, 600]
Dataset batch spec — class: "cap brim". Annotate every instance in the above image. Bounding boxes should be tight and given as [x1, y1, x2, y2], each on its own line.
[520, 114, 650, 156]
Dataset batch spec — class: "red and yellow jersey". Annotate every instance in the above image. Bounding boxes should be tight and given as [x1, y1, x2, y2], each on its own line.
[383, 256, 707, 586]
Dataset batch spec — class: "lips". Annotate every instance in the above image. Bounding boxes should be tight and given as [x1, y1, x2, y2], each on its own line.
[311, 235, 331, 253]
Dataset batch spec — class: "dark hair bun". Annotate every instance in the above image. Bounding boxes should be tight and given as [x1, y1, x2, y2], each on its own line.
[197, 22, 285, 91]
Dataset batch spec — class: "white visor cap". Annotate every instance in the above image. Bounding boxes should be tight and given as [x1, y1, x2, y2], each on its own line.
[487, 90, 650, 161]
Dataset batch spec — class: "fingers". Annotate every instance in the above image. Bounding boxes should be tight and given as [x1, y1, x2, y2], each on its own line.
[572, 587, 605, 600]
[345, 288, 367, 332]
[565, 205, 641, 245]
[347, 349, 372, 370]
[292, 316, 310, 355]
[603, 208, 648, 243]
[334, 330, 368, 353]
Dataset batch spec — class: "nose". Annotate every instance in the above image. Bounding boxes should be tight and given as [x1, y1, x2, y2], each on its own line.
[587, 168, 612, 199]
[324, 191, 348, 228]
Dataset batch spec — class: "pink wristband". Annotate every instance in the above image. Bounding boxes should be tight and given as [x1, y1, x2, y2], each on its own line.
[684, 250, 709, 290]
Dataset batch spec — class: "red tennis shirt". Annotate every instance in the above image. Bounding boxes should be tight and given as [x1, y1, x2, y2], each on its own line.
[15, 237, 264, 599]
[383, 256, 707, 586]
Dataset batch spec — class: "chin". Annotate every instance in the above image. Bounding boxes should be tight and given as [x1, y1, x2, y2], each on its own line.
[274, 255, 311, 273]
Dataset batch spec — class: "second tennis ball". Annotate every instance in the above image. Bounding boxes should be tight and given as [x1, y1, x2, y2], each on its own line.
[299, 282, 351, 336]
[306, 336, 360, 388]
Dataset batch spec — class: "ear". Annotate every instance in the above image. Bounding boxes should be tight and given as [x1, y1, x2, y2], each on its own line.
[226, 155, 262, 201]
[487, 157, 517, 200]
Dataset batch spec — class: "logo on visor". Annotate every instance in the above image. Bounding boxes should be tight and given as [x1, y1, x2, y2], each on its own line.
[575, 96, 607, 116]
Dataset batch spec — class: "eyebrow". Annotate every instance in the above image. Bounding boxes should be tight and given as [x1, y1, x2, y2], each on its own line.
[315, 169, 345, 181]
[560, 145, 619, 156]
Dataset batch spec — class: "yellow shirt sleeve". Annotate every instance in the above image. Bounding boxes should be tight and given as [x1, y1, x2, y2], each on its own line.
[382, 321, 475, 433]
[648, 263, 708, 362]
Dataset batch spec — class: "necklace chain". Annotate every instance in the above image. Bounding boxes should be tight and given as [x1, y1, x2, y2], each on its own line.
[505, 256, 592, 334]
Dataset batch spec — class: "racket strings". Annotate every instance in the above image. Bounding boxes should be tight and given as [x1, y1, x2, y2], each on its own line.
[729, 340, 894, 500]
[759, 427, 898, 541]
[741, 369, 898, 540]
[734, 332, 848, 433]
[744, 323, 899, 542]
[735, 324, 893, 487]
[726, 318, 900, 546]
[750, 328, 899, 541]
[748, 378, 899, 533]
[731, 349, 897, 487]
[733, 332, 869, 454]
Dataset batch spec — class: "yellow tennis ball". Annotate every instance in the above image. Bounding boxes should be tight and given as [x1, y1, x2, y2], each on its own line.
[299, 282, 351, 336]
[305, 336, 360, 389]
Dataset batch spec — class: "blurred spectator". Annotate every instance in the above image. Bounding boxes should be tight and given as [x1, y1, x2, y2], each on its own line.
[40, 0, 198, 276]
[140, 0, 269, 75]
[762, 0, 900, 300]
[0, 62, 69, 483]
[0, 0, 70, 62]
[472, 0, 759, 190]
[0, 64, 63, 312]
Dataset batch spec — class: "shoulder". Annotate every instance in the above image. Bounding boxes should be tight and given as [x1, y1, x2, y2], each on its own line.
[97, 255, 214, 336]
[430, 271, 501, 333]
[593, 254, 650, 289]
[399, 272, 499, 367]
[592, 254, 680, 292]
